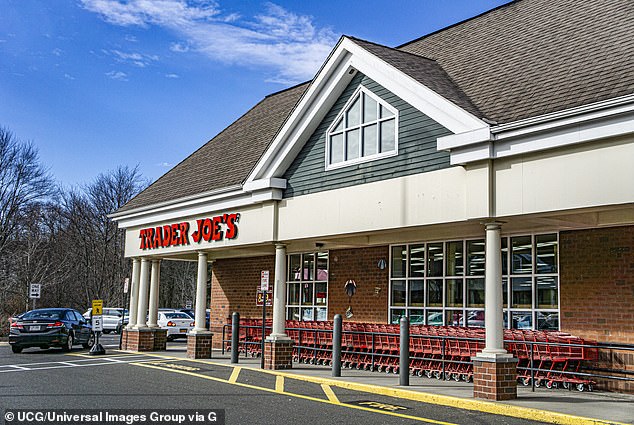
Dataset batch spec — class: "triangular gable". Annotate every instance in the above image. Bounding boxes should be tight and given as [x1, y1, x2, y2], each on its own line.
[244, 36, 489, 191]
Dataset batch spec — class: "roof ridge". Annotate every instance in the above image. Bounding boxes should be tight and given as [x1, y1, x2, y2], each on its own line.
[396, 0, 517, 49]
[265, 80, 311, 98]
[345, 35, 438, 62]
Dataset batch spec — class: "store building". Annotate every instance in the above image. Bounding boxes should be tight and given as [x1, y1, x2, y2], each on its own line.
[111, 0, 634, 399]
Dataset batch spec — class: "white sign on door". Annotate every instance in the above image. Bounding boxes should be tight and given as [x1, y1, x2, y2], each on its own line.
[260, 270, 270, 291]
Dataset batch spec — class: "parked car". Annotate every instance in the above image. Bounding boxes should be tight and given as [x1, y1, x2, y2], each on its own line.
[8, 312, 25, 327]
[83, 308, 125, 333]
[158, 311, 194, 341]
[9, 308, 94, 353]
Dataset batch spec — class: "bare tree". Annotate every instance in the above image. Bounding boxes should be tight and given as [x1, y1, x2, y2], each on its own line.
[0, 128, 54, 254]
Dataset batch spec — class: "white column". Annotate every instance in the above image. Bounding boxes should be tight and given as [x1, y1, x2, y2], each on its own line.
[127, 258, 141, 329]
[147, 259, 161, 328]
[269, 244, 290, 340]
[481, 222, 509, 357]
[134, 258, 151, 329]
[192, 251, 210, 334]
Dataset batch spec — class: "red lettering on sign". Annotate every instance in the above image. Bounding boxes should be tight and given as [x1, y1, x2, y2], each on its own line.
[226, 213, 239, 239]
[138, 213, 240, 250]
[212, 216, 223, 241]
[162, 225, 172, 248]
[179, 222, 189, 245]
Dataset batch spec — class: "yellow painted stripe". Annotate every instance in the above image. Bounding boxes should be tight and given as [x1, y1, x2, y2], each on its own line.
[65, 353, 94, 358]
[130, 355, 625, 425]
[275, 376, 284, 393]
[228, 366, 241, 384]
[132, 362, 455, 425]
[321, 384, 339, 404]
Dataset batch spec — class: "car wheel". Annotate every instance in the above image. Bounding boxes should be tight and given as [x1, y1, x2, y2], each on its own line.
[82, 333, 95, 349]
[63, 333, 74, 352]
[11, 345, 22, 354]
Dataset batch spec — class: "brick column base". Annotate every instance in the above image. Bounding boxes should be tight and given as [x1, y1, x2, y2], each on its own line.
[187, 333, 213, 359]
[124, 329, 155, 352]
[121, 328, 130, 350]
[152, 329, 168, 351]
[264, 339, 293, 370]
[473, 356, 518, 401]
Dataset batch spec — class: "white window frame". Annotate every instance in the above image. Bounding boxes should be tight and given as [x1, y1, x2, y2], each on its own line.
[387, 233, 560, 331]
[325, 85, 399, 171]
[286, 251, 329, 322]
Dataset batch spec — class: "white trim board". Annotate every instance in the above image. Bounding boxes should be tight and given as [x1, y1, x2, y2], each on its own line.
[245, 36, 488, 189]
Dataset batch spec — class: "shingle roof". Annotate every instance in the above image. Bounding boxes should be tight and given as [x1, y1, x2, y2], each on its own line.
[398, 0, 634, 123]
[117, 0, 634, 214]
[347, 36, 484, 118]
[117, 82, 308, 213]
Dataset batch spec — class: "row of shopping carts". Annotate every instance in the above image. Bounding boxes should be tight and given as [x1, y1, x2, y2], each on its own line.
[228, 319, 598, 391]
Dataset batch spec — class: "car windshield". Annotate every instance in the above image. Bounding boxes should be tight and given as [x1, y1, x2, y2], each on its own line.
[22, 310, 64, 320]
[164, 312, 190, 319]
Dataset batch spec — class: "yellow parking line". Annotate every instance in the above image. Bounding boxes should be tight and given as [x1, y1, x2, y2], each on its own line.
[228, 366, 241, 384]
[128, 355, 625, 425]
[275, 376, 284, 392]
[321, 384, 339, 404]
[132, 362, 455, 425]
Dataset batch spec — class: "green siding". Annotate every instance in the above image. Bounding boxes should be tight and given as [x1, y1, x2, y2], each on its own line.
[282, 73, 453, 198]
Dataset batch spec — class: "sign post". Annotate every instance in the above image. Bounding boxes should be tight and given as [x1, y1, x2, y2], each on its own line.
[119, 278, 129, 350]
[29, 283, 41, 310]
[90, 299, 105, 355]
[260, 271, 270, 369]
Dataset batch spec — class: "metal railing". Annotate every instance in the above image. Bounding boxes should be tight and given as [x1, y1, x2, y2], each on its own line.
[221, 318, 634, 392]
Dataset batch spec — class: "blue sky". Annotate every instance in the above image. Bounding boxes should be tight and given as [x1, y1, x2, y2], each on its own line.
[0, 0, 508, 189]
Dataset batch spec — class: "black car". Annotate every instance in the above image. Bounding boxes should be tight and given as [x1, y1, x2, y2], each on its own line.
[9, 308, 94, 353]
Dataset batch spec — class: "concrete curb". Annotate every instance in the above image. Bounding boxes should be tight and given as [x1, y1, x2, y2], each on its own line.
[133, 352, 626, 425]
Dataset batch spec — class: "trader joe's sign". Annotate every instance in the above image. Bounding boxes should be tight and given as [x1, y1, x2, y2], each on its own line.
[139, 213, 240, 250]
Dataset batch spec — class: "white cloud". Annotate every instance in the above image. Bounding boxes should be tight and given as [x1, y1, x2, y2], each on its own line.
[157, 162, 173, 167]
[169, 42, 189, 53]
[81, 0, 337, 83]
[165, 73, 179, 78]
[109, 49, 159, 67]
[64, 73, 75, 80]
[52, 48, 63, 56]
[125, 34, 138, 42]
[106, 70, 128, 81]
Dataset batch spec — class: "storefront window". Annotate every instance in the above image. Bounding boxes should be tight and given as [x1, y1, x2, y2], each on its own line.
[409, 280, 424, 307]
[446, 241, 464, 276]
[467, 278, 485, 308]
[391, 280, 406, 306]
[536, 276, 558, 309]
[409, 244, 425, 277]
[427, 242, 443, 277]
[287, 251, 328, 321]
[536, 234, 558, 274]
[389, 233, 559, 329]
[391, 245, 406, 278]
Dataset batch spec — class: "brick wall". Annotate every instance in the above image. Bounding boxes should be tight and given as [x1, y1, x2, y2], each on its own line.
[328, 246, 389, 323]
[210, 255, 275, 336]
[560, 226, 634, 344]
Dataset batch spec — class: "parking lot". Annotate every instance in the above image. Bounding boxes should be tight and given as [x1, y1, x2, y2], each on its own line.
[0, 335, 554, 425]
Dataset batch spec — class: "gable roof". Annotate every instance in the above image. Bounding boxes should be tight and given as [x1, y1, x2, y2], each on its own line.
[115, 0, 634, 216]
[347, 37, 483, 119]
[116, 83, 308, 213]
[398, 0, 634, 123]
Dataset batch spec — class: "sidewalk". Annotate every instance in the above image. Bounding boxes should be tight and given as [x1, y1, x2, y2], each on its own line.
[155, 346, 633, 425]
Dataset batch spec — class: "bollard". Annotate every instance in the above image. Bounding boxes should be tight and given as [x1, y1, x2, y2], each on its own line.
[332, 314, 342, 377]
[231, 312, 240, 364]
[399, 316, 409, 386]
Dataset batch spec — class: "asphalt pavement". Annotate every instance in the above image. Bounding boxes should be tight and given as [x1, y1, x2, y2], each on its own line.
[0, 335, 550, 425]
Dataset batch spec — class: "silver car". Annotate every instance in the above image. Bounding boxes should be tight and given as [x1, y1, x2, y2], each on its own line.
[83, 308, 125, 333]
